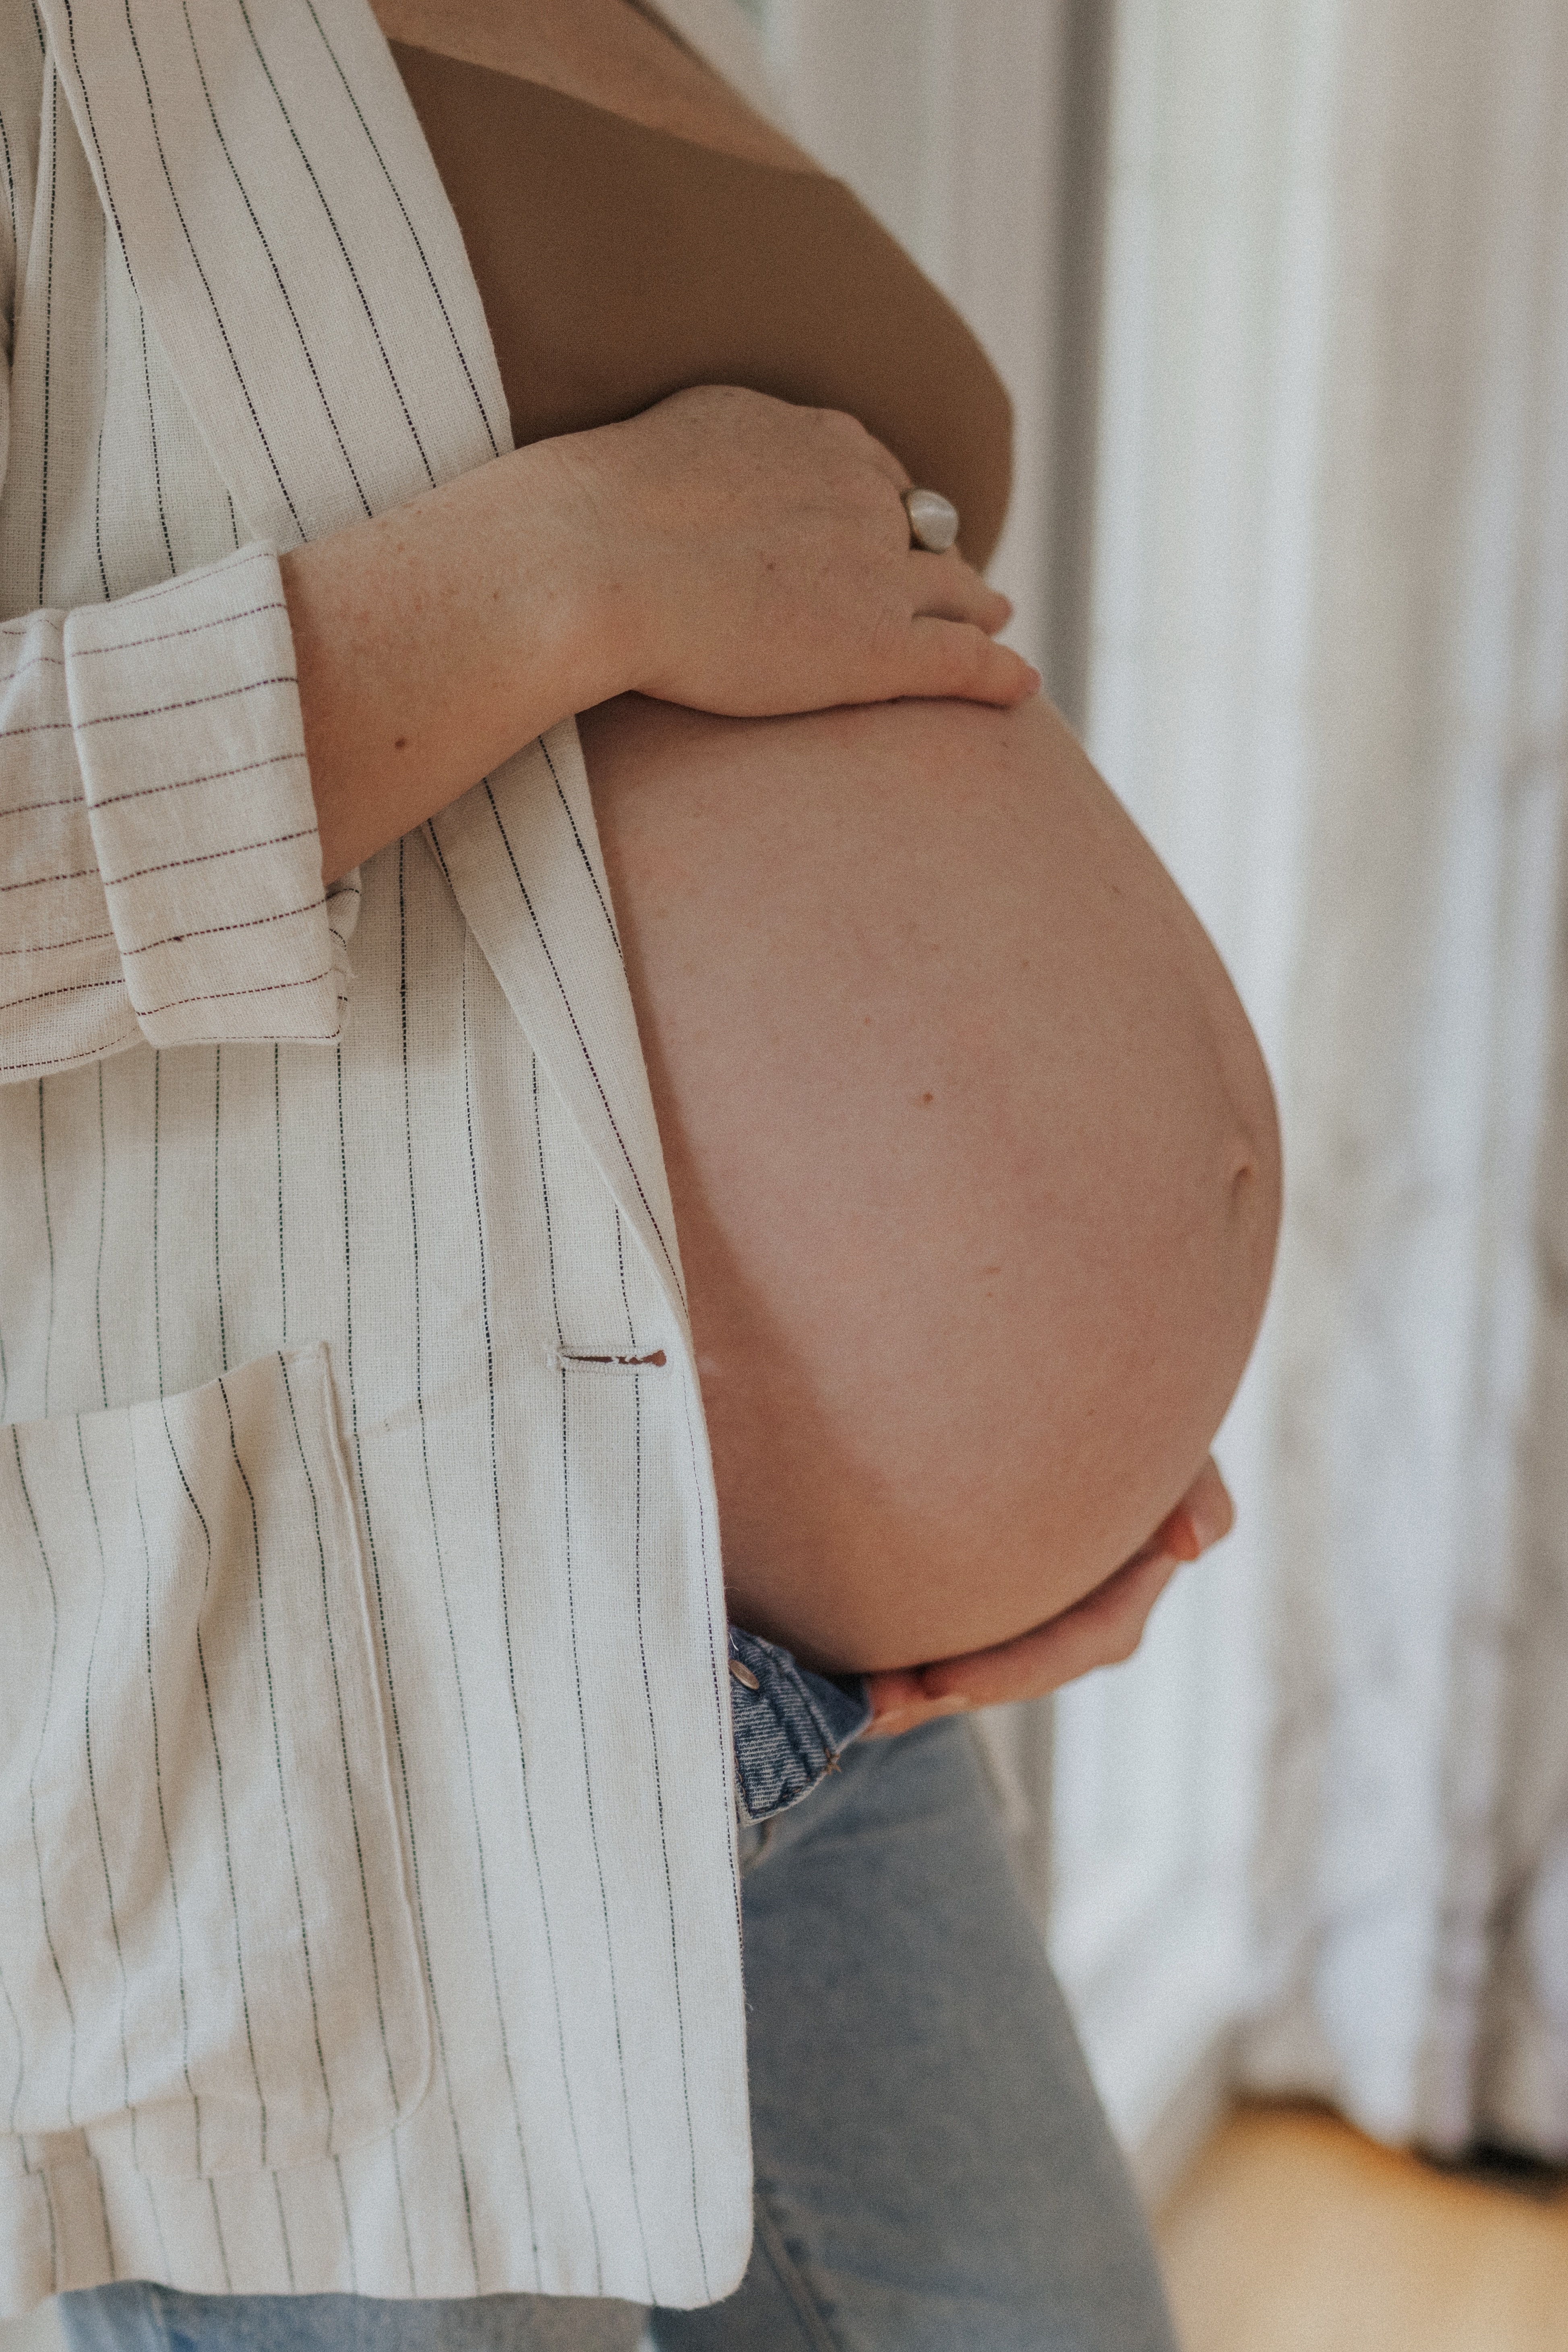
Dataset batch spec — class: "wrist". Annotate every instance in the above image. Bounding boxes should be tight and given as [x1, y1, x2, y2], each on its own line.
[286, 435, 664, 879]
[530, 418, 670, 705]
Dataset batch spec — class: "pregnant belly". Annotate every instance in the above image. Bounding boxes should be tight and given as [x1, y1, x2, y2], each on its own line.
[579, 691, 1280, 1673]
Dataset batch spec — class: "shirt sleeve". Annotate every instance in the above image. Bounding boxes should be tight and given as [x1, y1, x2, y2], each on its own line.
[1, 541, 360, 1085]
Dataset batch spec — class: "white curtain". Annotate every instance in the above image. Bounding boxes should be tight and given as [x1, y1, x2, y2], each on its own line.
[1085, 0, 1568, 2156]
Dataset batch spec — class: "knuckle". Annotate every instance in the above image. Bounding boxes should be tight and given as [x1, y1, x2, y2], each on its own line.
[811, 403, 865, 447]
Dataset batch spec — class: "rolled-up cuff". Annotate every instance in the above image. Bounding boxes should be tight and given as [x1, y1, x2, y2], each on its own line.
[66, 543, 356, 1049]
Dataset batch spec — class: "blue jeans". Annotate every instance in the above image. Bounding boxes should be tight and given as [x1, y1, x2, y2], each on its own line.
[59, 1715, 1177, 2352]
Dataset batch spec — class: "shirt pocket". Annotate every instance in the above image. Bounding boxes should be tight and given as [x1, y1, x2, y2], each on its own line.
[0, 1343, 430, 2177]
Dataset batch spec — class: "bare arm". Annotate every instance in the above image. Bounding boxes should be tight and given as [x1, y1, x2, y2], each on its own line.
[282, 384, 1038, 882]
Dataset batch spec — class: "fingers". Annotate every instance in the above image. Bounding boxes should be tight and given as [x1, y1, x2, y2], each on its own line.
[865, 1547, 1182, 1733]
[861, 1667, 953, 1740]
[906, 553, 1014, 635]
[865, 1460, 1237, 1737]
[1137, 1455, 1233, 1565]
[904, 618, 1042, 707]
[840, 416, 912, 495]
[614, 384, 1041, 721]
[917, 1544, 1185, 1711]
[1179, 1456, 1234, 1551]
[914, 1460, 1233, 1709]
[864, 1545, 1183, 1733]
[863, 1693, 970, 1740]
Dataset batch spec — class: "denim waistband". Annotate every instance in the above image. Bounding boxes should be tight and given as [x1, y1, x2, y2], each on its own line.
[726, 1624, 873, 1825]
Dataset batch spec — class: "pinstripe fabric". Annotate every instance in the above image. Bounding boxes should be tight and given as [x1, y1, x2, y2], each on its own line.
[0, 0, 750, 2316]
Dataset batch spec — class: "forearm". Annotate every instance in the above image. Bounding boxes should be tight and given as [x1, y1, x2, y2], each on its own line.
[283, 383, 1034, 887]
[282, 437, 634, 882]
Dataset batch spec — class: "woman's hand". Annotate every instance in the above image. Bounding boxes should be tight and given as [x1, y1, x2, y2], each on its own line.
[862, 1457, 1235, 1738]
[286, 384, 1037, 881]
[558, 385, 1038, 716]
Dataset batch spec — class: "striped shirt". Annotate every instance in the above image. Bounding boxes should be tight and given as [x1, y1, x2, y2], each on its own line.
[0, 0, 750, 2315]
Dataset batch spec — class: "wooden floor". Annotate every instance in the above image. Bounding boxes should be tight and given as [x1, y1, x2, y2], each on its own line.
[4, 2102, 1565, 2350]
[1157, 2104, 1568, 2352]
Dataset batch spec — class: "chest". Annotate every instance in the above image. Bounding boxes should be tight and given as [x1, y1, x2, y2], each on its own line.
[365, 0, 805, 168]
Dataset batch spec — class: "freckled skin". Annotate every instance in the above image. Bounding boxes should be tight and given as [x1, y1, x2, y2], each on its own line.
[582, 689, 1280, 1673]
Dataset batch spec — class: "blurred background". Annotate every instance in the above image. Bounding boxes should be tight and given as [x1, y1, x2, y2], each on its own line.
[728, 1, 1568, 2343]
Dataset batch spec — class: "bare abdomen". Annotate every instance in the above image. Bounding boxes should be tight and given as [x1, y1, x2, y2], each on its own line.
[580, 691, 1280, 1673]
